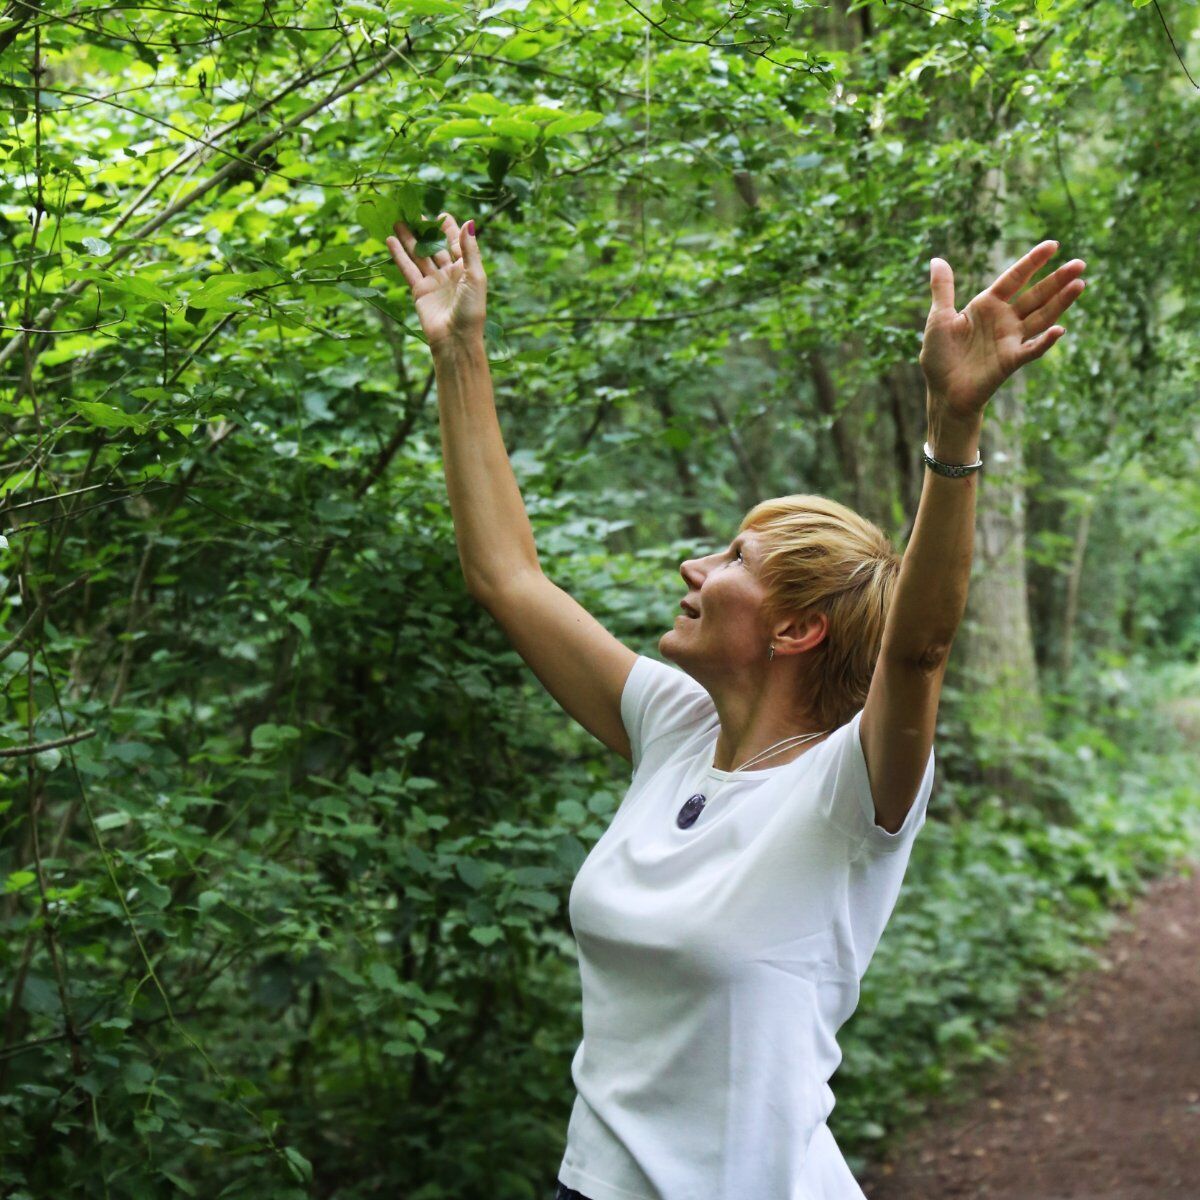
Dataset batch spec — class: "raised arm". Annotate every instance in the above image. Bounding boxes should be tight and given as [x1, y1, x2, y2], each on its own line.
[860, 240, 1088, 833]
[385, 213, 637, 760]
[386, 213, 538, 595]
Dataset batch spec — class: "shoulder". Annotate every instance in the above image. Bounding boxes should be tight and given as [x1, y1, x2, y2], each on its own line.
[811, 708, 936, 853]
[621, 655, 716, 772]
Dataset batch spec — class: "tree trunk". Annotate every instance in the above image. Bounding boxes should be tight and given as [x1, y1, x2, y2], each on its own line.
[957, 165, 1046, 780]
[882, 357, 927, 532]
[808, 348, 862, 511]
[1059, 497, 1094, 680]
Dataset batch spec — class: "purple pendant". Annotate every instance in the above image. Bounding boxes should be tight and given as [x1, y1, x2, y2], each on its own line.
[677, 793, 707, 829]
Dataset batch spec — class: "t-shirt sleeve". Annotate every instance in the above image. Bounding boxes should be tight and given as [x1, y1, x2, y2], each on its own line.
[815, 708, 936, 854]
[620, 654, 716, 775]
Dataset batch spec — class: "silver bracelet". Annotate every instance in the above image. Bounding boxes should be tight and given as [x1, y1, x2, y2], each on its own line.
[922, 440, 983, 478]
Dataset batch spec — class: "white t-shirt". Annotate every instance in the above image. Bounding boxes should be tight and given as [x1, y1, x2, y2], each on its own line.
[557, 653, 936, 1200]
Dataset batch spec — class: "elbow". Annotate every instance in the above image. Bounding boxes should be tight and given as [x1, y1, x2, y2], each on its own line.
[883, 637, 955, 675]
[465, 574, 504, 609]
[915, 640, 954, 673]
[464, 564, 543, 608]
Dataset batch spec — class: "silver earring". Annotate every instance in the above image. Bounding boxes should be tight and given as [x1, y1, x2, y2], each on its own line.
[768, 643, 775, 661]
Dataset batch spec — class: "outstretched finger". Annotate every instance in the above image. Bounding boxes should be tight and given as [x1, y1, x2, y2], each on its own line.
[1013, 258, 1086, 320]
[385, 230, 425, 291]
[438, 211, 464, 260]
[929, 257, 956, 312]
[404, 216, 452, 268]
[391, 220, 436, 278]
[1022, 277, 1087, 340]
[458, 217, 484, 275]
[1014, 323, 1065, 368]
[989, 240, 1059, 303]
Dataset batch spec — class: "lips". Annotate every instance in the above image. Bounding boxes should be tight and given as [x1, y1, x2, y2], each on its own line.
[679, 599, 700, 618]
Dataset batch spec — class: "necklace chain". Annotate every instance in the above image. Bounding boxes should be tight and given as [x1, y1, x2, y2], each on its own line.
[720, 728, 830, 776]
[677, 727, 831, 830]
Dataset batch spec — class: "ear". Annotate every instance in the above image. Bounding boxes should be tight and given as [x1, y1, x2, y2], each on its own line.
[771, 610, 829, 656]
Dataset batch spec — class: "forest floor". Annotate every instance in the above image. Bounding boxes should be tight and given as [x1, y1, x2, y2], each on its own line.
[859, 860, 1200, 1199]
[860, 699, 1200, 1200]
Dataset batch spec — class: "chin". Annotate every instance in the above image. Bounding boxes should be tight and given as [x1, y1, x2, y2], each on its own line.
[662, 625, 703, 664]
[658, 628, 688, 662]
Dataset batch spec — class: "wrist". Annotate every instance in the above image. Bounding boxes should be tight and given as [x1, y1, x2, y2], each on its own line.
[926, 395, 983, 464]
[430, 328, 487, 360]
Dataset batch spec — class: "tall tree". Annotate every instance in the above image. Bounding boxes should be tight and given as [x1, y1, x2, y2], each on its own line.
[959, 164, 1046, 759]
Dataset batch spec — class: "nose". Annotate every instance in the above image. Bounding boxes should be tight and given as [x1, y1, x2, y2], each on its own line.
[679, 554, 708, 589]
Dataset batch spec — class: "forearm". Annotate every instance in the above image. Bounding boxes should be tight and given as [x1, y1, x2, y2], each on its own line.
[430, 333, 541, 595]
[879, 392, 982, 663]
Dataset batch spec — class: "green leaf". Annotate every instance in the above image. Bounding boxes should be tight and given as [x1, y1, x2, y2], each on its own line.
[368, 962, 400, 991]
[555, 799, 587, 822]
[70, 401, 151, 432]
[426, 118, 491, 144]
[498, 31, 550, 61]
[512, 889, 557, 913]
[490, 117, 541, 142]
[299, 245, 360, 270]
[34, 746, 62, 772]
[487, 147, 513, 187]
[508, 865, 559, 886]
[19, 976, 60, 1016]
[138, 877, 172, 910]
[187, 270, 276, 309]
[81, 271, 173, 305]
[94, 810, 132, 832]
[287, 612, 311, 638]
[283, 1147, 313, 1185]
[457, 858, 487, 889]
[335, 281, 382, 299]
[3, 869, 35, 893]
[250, 723, 301, 751]
[469, 925, 504, 946]
[356, 182, 425, 244]
[544, 112, 604, 138]
[463, 92, 510, 116]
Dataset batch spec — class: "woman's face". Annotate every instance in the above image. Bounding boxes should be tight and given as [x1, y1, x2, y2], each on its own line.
[661, 529, 773, 671]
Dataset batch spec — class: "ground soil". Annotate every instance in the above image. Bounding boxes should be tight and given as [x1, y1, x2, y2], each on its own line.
[859, 859, 1200, 1200]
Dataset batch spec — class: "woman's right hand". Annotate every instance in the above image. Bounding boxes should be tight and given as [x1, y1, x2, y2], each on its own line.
[386, 212, 487, 349]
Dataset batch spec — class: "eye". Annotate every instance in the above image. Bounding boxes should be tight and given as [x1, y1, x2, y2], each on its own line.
[727, 548, 744, 567]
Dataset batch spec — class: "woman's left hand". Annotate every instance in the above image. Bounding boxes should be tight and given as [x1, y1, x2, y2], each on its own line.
[919, 240, 1088, 423]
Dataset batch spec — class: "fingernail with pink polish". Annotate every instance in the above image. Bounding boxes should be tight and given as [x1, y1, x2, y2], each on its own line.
[465, 220, 475, 237]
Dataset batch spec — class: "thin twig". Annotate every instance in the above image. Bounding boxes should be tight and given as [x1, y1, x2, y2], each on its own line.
[0, 728, 97, 758]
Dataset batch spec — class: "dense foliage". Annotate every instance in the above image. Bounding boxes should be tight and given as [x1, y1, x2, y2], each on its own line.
[1, 1, 1197, 1196]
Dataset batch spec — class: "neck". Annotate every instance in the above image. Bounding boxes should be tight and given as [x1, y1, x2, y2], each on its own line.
[702, 662, 827, 772]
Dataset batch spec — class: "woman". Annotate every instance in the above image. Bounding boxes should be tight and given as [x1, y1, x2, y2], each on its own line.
[387, 214, 1086, 1200]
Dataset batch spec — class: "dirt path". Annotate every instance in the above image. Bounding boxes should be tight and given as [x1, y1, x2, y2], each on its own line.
[859, 860, 1200, 1200]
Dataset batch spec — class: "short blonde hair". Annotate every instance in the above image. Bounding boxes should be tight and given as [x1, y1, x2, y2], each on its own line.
[738, 494, 900, 730]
